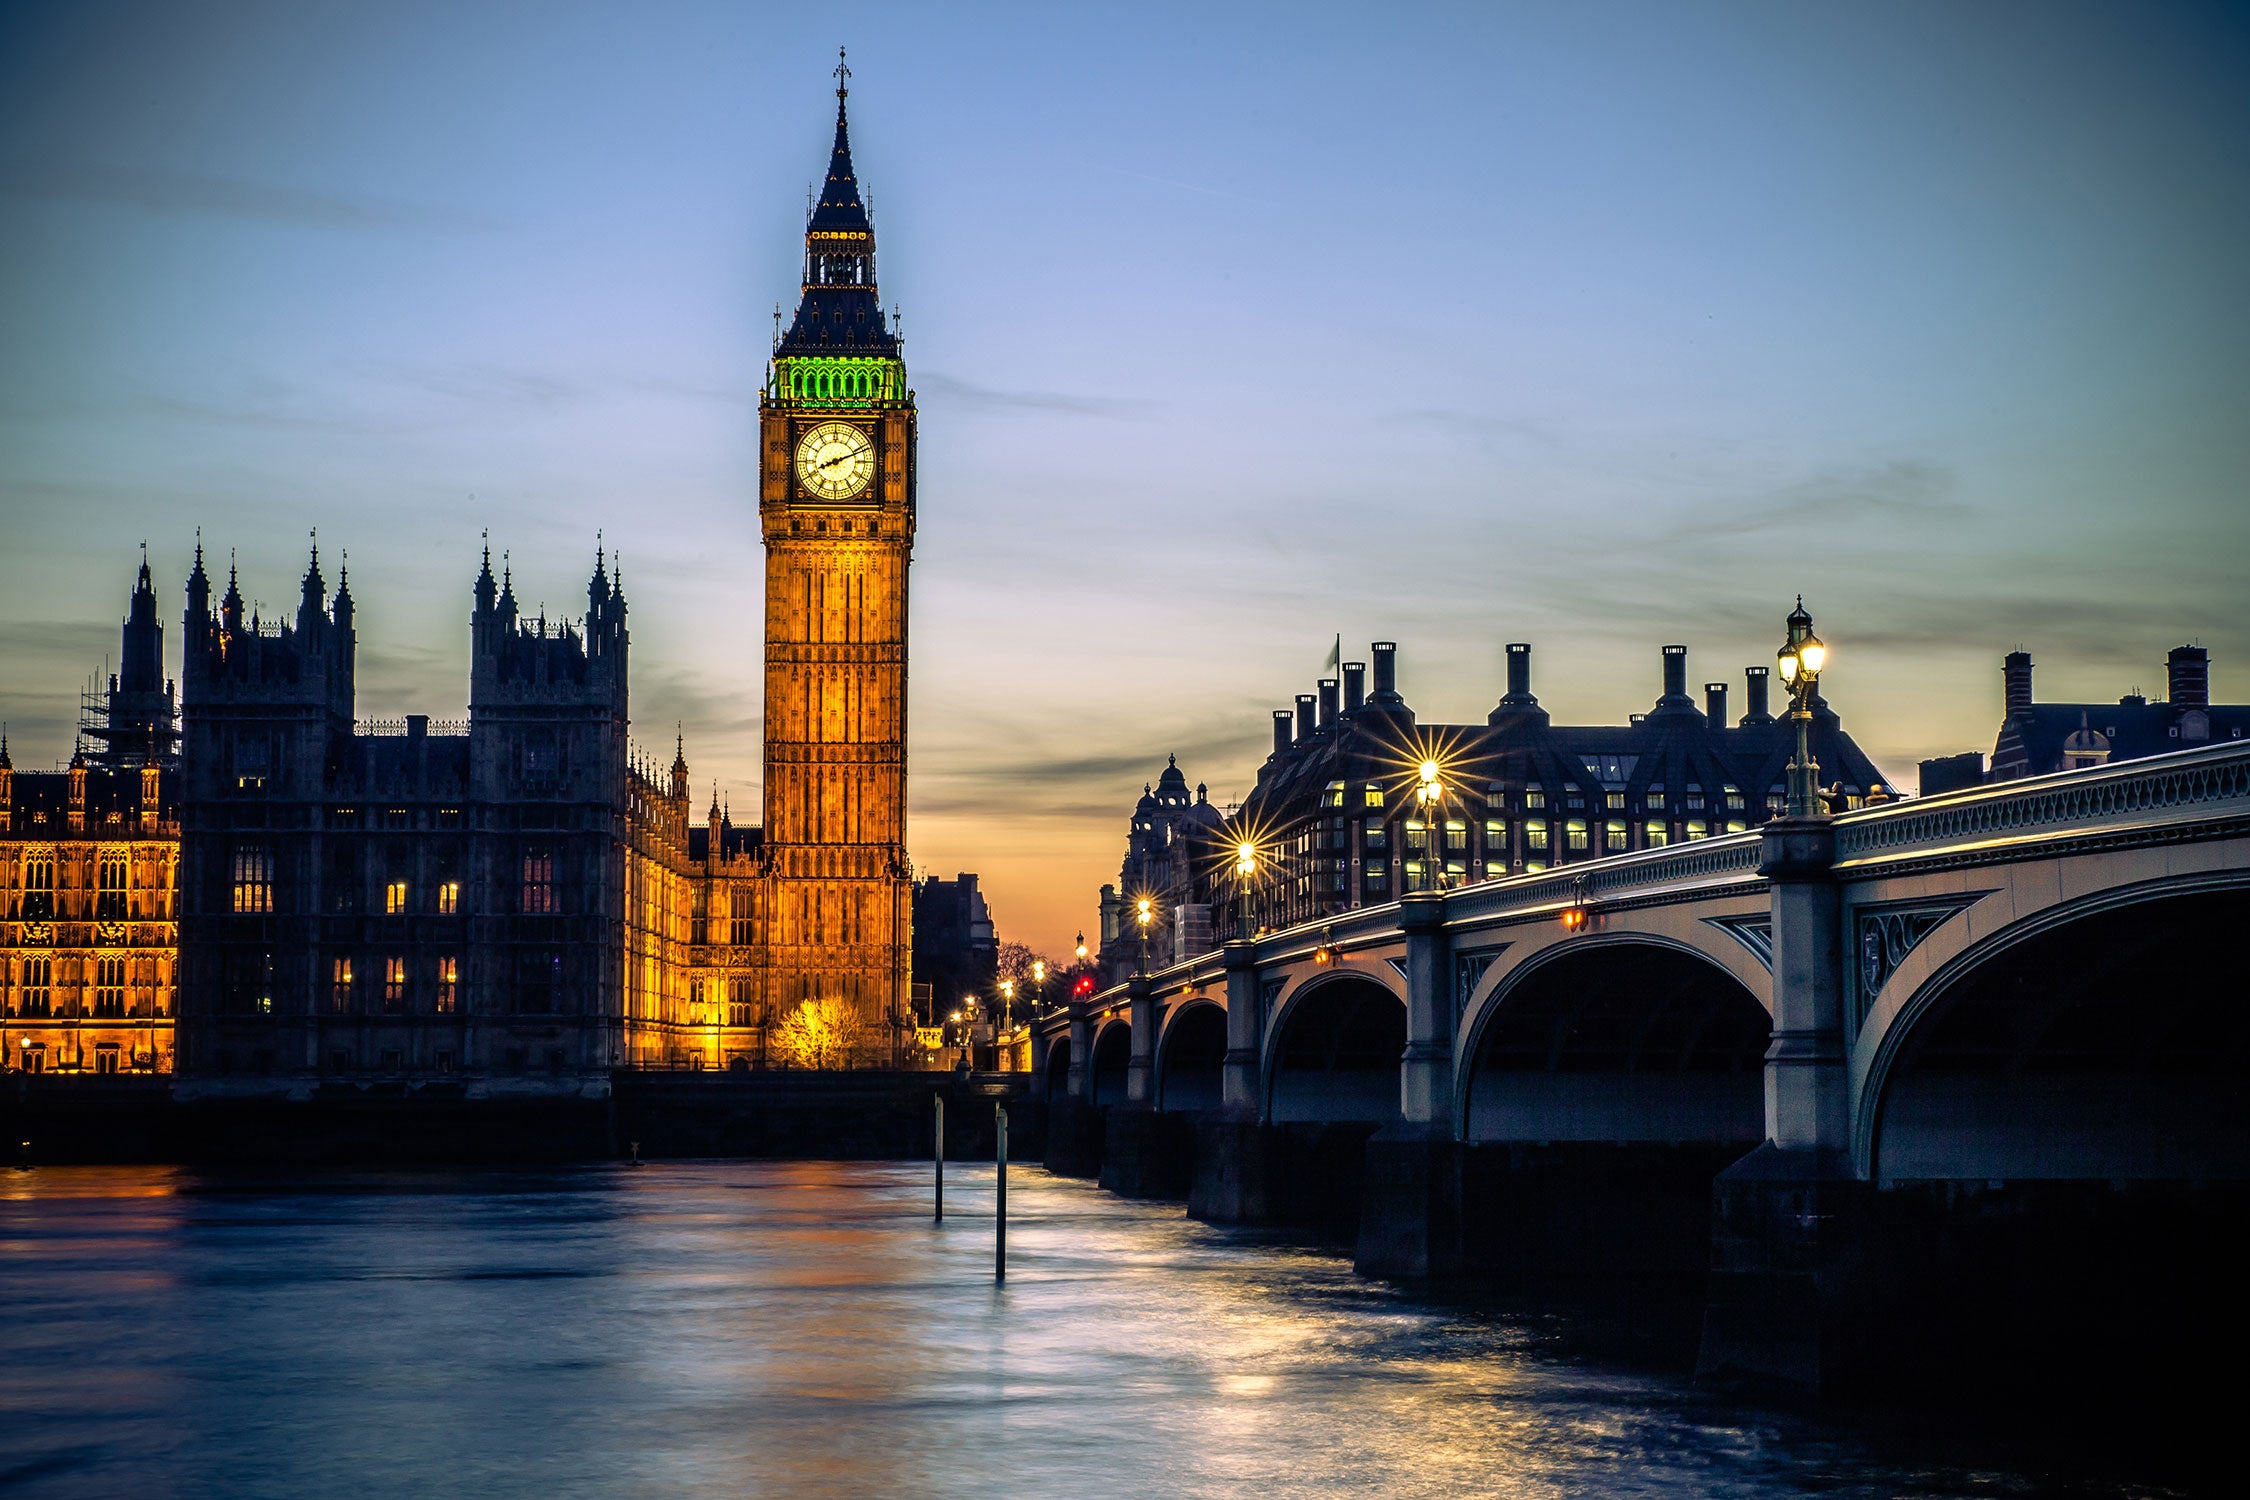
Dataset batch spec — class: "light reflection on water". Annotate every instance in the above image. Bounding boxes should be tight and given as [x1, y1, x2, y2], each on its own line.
[0, 1162, 2178, 1498]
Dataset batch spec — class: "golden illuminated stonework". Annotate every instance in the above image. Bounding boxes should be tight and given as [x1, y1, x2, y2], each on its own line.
[753, 68, 916, 1064]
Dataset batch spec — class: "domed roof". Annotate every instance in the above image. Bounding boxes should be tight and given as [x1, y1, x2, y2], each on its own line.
[1155, 754, 1190, 802]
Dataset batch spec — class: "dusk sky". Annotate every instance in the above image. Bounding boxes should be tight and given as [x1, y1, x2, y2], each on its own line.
[3, 0, 2245, 953]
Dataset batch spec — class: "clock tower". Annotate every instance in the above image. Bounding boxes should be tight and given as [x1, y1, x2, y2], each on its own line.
[759, 58, 915, 1062]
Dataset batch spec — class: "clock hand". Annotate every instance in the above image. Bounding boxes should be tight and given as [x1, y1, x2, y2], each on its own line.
[818, 449, 862, 471]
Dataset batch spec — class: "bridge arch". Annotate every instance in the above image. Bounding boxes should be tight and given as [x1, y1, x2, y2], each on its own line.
[1456, 934, 1769, 1144]
[1043, 1036, 1071, 1100]
[1858, 876, 2250, 1181]
[1090, 1019, 1132, 1108]
[1156, 1000, 1226, 1113]
[1263, 967, 1406, 1123]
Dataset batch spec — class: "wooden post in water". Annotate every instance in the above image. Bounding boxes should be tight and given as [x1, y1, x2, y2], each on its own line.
[934, 1093, 945, 1221]
[995, 1101, 1009, 1283]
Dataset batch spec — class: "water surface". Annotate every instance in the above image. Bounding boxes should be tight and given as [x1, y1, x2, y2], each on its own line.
[0, 1162, 2185, 1497]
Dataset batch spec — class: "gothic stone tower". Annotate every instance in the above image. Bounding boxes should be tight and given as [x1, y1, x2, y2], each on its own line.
[758, 64, 914, 1062]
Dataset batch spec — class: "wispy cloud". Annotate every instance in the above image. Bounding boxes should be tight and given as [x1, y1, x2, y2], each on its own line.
[0, 159, 497, 231]
[917, 371, 1160, 420]
[1663, 460, 1969, 544]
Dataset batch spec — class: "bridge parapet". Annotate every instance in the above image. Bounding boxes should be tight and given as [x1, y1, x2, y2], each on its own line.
[1831, 740, 2250, 869]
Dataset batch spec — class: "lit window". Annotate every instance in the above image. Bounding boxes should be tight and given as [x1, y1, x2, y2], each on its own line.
[94, 957, 126, 1016]
[1686, 819, 1709, 841]
[19, 957, 52, 1017]
[21, 855, 55, 920]
[1644, 785, 1665, 811]
[1644, 820, 1669, 847]
[1483, 819, 1509, 857]
[385, 881, 409, 915]
[1363, 817, 1387, 851]
[383, 956, 408, 1014]
[1603, 820, 1627, 852]
[521, 851, 556, 914]
[1525, 819, 1549, 854]
[1725, 820, 1747, 835]
[437, 880, 460, 915]
[436, 956, 459, 1014]
[1525, 786, 1546, 810]
[97, 854, 129, 920]
[1604, 793, 1625, 812]
[1565, 819, 1589, 852]
[1724, 785, 1744, 811]
[1445, 819, 1468, 852]
[231, 846, 273, 914]
[1322, 781, 1346, 808]
[1363, 786, 1385, 809]
[331, 956, 355, 1013]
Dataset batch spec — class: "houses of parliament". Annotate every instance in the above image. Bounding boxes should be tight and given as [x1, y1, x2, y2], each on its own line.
[0, 75, 916, 1089]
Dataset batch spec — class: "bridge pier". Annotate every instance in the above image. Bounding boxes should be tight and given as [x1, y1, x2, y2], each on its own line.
[1357, 894, 1465, 1279]
[1699, 817, 1860, 1390]
[1043, 1011, 1103, 1177]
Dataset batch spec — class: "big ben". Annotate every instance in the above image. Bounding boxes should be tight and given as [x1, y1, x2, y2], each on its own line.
[759, 57, 914, 1061]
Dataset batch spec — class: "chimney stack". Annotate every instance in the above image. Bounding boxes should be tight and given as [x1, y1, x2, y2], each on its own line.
[1369, 641, 1402, 706]
[1660, 644, 1691, 707]
[1318, 678, 1339, 729]
[1742, 666, 1772, 725]
[1271, 710, 1293, 757]
[2167, 645, 2209, 710]
[1705, 681, 1728, 722]
[1295, 693, 1317, 741]
[1342, 661, 1366, 712]
[1502, 642, 1536, 706]
[2004, 651, 2034, 716]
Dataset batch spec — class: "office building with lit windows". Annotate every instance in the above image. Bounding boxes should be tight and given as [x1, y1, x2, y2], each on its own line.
[1189, 639, 1895, 940]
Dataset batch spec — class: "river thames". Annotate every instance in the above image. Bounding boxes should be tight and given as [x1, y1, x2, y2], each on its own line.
[0, 1162, 2194, 1497]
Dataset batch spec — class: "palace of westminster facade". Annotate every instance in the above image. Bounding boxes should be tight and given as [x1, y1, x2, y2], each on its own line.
[0, 76, 916, 1088]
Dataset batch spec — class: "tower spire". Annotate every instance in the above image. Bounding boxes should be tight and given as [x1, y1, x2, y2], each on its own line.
[777, 56, 894, 358]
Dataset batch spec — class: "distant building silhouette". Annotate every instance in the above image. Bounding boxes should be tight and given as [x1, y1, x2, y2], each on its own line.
[1919, 644, 2242, 794]
[1125, 639, 1894, 951]
[1096, 755, 1226, 983]
[912, 873, 997, 1023]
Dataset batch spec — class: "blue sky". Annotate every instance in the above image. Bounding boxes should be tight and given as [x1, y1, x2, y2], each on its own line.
[3, 0, 2246, 950]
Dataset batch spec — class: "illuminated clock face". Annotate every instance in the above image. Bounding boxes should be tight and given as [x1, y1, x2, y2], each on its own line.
[795, 421, 875, 500]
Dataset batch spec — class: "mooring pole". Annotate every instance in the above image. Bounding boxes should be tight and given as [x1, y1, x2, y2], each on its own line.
[934, 1093, 945, 1221]
[995, 1100, 1009, 1283]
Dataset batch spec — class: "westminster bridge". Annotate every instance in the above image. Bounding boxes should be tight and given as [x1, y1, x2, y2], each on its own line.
[1031, 741, 2250, 1392]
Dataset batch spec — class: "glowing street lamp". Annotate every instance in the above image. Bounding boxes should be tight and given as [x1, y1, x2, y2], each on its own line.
[1775, 596, 1829, 819]
[1233, 838, 1259, 940]
[1135, 895, 1155, 974]
[1414, 757, 1447, 890]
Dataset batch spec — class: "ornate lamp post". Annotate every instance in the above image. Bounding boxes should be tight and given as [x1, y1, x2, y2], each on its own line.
[1134, 896, 1155, 975]
[1775, 597, 1829, 819]
[1233, 839, 1258, 940]
[998, 976, 1018, 1070]
[1415, 758, 1446, 890]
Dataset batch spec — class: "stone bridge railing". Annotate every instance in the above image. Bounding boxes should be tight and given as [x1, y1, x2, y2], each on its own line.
[1063, 740, 2250, 1017]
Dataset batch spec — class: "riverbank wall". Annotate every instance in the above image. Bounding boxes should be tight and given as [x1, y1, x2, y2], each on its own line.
[1, 1071, 1038, 1166]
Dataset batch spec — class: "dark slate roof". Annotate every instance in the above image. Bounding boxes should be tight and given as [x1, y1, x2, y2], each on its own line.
[1994, 700, 2250, 777]
[688, 823, 765, 862]
[1234, 696, 1892, 837]
[808, 99, 871, 235]
[777, 96, 900, 358]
